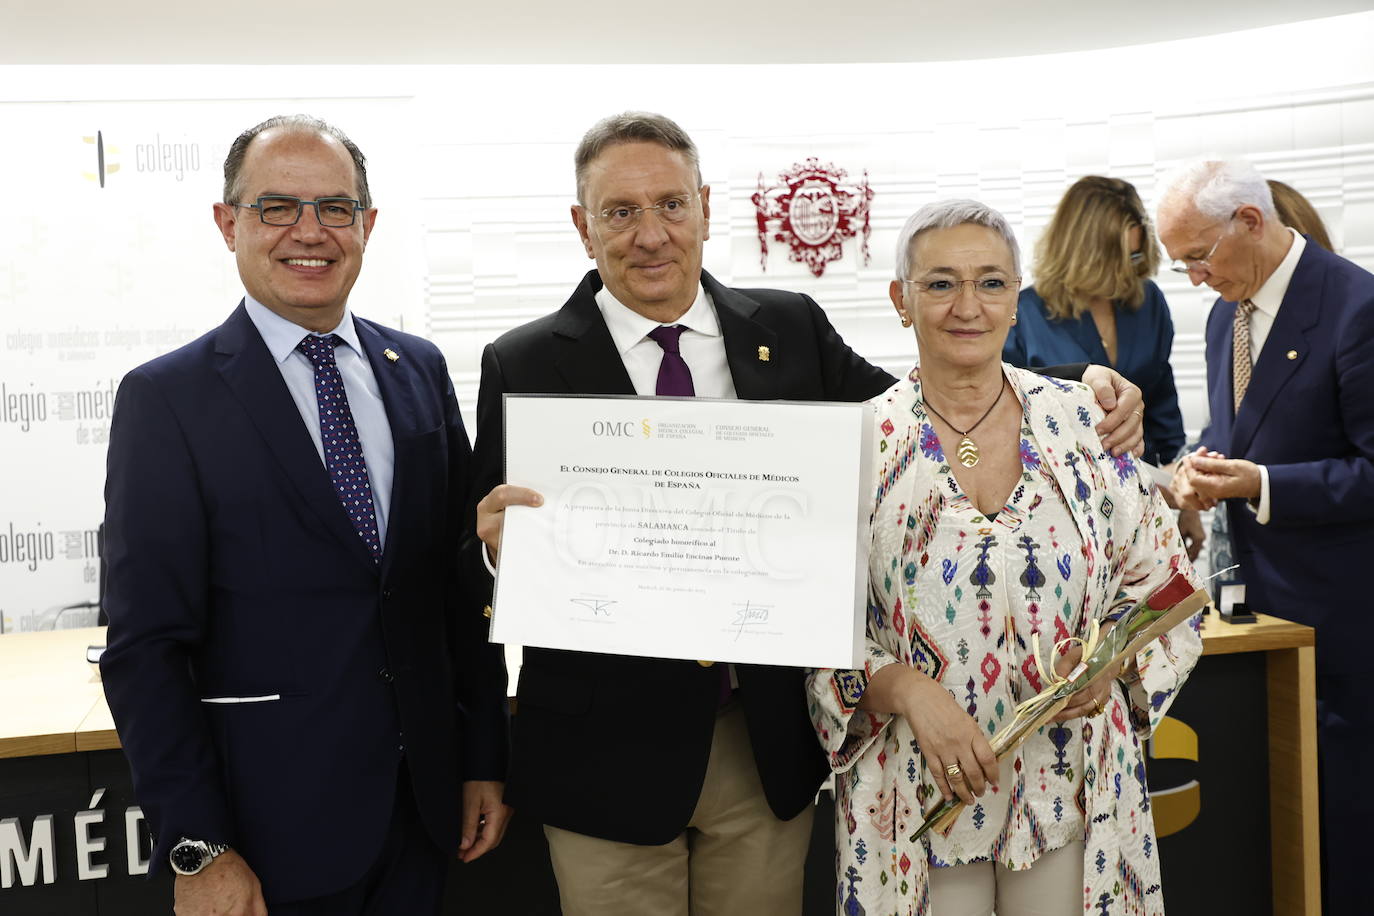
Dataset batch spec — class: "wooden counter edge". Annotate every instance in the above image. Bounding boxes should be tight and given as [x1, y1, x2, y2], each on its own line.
[75, 701, 123, 752]
[1200, 612, 1314, 656]
[0, 731, 79, 759]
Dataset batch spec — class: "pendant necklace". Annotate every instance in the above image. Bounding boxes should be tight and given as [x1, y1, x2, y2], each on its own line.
[923, 382, 1006, 469]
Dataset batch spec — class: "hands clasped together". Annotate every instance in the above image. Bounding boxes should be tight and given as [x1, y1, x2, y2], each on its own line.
[1170, 445, 1262, 510]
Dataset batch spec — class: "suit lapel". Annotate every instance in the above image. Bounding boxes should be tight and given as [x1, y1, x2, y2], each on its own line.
[1231, 245, 1324, 456]
[355, 319, 419, 575]
[214, 302, 375, 567]
[551, 271, 637, 395]
[704, 273, 780, 401]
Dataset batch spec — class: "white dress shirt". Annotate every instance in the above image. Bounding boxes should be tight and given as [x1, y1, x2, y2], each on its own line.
[594, 284, 738, 399]
[244, 295, 395, 547]
[482, 281, 743, 578]
[1242, 228, 1305, 524]
[597, 281, 740, 684]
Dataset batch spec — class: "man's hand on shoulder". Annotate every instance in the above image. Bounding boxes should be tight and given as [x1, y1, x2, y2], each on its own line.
[1081, 365, 1145, 458]
[174, 849, 266, 916]
[458, 779, 513, 863]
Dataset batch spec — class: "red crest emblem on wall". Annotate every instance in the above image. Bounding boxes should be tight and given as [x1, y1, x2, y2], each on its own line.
[752, 158, 873, 278]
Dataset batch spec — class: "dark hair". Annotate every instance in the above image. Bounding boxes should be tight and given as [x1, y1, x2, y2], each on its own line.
[574, 111, 701, 205]
[223, 114, 372, 209]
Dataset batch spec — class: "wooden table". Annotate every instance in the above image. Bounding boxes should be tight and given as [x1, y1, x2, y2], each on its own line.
[0, 625, 109, 759]
[1198, 612, 1319, 916]
[0, 619, 1322, 916]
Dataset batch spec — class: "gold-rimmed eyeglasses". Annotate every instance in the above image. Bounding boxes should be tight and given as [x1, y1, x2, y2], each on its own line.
[902, 276, 1022, 304]
[1169, 213, 1238, 274]
[587, 193, 697, 232]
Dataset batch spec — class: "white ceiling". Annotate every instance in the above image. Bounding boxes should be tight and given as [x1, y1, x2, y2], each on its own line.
[2, 0, 1372, 64]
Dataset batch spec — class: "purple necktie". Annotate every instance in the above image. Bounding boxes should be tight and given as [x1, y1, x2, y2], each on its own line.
[647, 325, 696, 397]
[296, 334, 382, 563]
[647, 324, 732, 704]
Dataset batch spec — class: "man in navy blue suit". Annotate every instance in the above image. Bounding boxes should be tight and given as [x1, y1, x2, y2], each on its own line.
[1159, 159, 1374, 915]
[100, 115, 510, 916]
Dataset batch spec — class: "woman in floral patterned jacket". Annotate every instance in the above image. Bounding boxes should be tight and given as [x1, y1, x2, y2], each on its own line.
[807, 200, 1203, 916]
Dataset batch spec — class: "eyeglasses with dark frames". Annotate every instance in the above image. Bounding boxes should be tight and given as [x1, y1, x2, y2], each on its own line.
[236, 196, 365, 228]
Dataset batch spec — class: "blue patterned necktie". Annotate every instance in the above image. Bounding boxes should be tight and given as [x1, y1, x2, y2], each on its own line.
[296, 334, 382, 563]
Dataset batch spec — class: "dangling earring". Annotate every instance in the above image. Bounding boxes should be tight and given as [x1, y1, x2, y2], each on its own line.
[1010, 314, 1018, 326]
[899, 313, 913, 328]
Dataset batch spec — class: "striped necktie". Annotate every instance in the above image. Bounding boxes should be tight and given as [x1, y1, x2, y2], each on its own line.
[1232, 299, 1257, 414]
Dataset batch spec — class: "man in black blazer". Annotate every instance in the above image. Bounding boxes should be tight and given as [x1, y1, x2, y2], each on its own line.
[472, 112, 1144, 915]
[100, 115, 510, 916]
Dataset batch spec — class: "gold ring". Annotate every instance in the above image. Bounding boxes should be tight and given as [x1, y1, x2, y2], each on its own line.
[1092, 698, 1106, 715]
[1132, 409, 1143, 418]
[944, 763, 963, 779]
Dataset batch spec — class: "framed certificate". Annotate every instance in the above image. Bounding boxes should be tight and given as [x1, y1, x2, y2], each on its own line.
[492, 394, 873, 669]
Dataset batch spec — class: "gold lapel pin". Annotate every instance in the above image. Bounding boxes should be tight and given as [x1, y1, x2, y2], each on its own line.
[384, 348, 400, 362]
[1286, 349, 1297, 360]
[757, 346, 770, 362]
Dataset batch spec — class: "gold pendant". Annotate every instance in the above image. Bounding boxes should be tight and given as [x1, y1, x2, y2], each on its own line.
[956, 436, 980, 468]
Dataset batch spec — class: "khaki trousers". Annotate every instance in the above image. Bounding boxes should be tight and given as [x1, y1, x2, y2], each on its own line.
[544, 700, 814, 916]
[927, 839, 1085, 916]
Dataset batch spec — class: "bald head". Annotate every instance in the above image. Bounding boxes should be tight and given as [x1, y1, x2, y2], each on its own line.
[223, 114, 372, 210]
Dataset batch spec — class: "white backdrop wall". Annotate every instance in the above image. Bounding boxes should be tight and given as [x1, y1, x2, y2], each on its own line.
[2, 11, 1372, 633]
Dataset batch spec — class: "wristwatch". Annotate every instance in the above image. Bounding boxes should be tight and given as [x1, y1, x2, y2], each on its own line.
[169, 837, 230, 876]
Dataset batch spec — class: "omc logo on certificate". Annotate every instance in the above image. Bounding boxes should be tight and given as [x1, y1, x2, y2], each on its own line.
[589, 416, 707, 442]
[590, 418, 648, 439]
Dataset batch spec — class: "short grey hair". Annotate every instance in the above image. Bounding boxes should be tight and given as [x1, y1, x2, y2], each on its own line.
[223, 114, 372, 209]
[894, 199, 1021, 280]
[574, 111, 702, 206]
[1158, 159, 1276, 223]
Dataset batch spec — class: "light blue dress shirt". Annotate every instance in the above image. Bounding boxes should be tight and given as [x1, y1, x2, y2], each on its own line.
[244, 296, 395, 548]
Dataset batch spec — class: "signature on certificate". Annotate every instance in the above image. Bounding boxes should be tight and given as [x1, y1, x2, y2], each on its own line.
[570, 597, 616, 617]
[731, 600, 772, 640]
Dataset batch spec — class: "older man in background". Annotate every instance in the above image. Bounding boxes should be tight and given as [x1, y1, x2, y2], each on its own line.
[1159, 159, 1374, 915]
